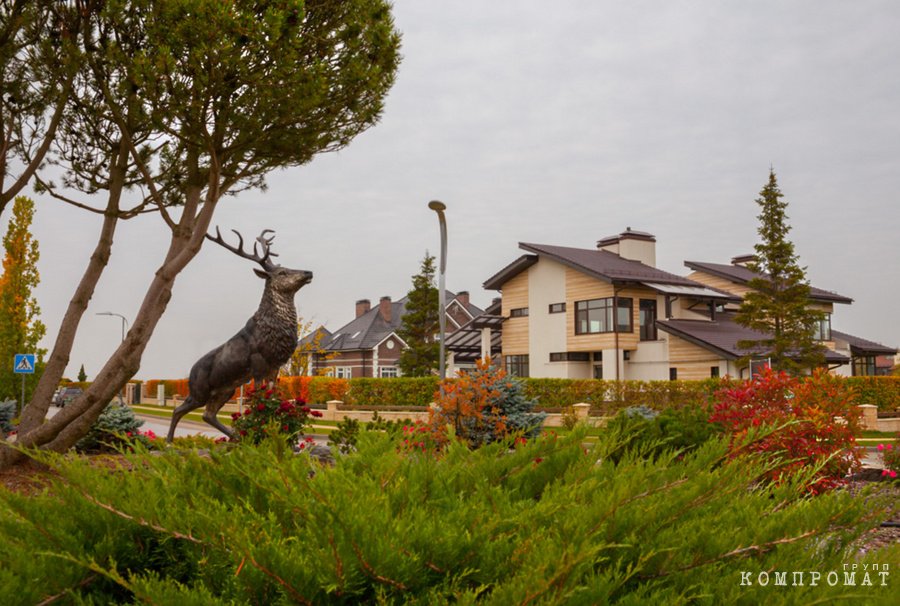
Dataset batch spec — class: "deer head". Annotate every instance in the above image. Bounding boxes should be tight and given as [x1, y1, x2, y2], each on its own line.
[208, 227, 313, 294]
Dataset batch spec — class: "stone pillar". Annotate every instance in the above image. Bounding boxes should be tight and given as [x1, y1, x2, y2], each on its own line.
[858, 404, 878, 431]
[157, 384, 166, 407]
[326, 400, 341, 422]
[573, 402, 590, 421]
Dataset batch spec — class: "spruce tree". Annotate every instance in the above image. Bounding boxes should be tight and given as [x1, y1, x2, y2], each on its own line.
[735, 171, 825, 374]
[0, 196, 46, 400]
[398, 253, 440, 377]
[77, 365, 87, 383]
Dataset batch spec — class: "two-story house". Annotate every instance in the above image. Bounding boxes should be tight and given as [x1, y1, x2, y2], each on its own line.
[484, 228, 895, 379]
[310, 292, 483, 378]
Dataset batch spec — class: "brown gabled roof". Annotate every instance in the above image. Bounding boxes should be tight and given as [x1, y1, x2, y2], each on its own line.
[484, 243, 710, 291]
[831, 330, 897, 356]
[684, 260, 853, 304]
[657, 315, 849, 363]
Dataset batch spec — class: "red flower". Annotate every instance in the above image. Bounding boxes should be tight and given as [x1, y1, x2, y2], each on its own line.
[311, 410, 323, 418]
[257, 404, 266, 412]
[231, 412, 242, 420]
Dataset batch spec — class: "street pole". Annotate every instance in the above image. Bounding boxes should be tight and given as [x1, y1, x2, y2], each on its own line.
[428, 200, 448, 386]
[97, 312, 129, 405]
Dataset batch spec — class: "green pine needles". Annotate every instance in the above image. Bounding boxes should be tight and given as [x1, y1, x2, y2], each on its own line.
[735, 170, 827, 374]
[398, 253, 440, 377]
[0, 429, 895, 604]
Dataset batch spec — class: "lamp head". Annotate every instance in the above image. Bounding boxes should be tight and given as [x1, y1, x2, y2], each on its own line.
[428, 200, 446, 212]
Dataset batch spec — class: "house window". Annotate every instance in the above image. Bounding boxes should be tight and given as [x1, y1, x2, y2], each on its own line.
[549, 352, 590, 362]
[852, 356, 876, 376]
[639, 299, 657, 341]
[504, 355, 529, 377]
[669, 367, 678, 381]
[334, 367, 352, 379]
[510, 307, 529, 318]
[710, 366, 720, 378]
[379, 366, 399, 378]
[574, 297, 632, 334]
[812, 314, 832, 341]
[548, 302, 566, 314]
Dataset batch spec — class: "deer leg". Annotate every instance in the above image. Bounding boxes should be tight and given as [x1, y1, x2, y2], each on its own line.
[166, 396, 203, 443]
[202, 388, 237, 440]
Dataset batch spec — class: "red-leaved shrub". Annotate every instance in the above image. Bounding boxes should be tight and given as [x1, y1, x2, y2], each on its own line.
[709, 368, 862, 494]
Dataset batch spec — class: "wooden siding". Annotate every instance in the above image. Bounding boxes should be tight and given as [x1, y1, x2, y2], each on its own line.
[668, 334, 723, 380]
[686, 271, 751, 298]
[501, 271, 529, 355]
[564, 268, 654, 351]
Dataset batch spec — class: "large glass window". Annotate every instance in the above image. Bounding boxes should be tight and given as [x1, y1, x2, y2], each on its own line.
[575, 297, 632, 334]
[639, 299, 657, 341]
[852, 356, 876, 376]
[504, 355, 529, 377]
[812, 314, 832, 341]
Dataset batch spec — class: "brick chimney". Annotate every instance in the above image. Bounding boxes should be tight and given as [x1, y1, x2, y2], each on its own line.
[456, 290, 470, 308]
[597, 227, 656, 267]
[379, 296, 392, 322]
[355, 299, 371, 318]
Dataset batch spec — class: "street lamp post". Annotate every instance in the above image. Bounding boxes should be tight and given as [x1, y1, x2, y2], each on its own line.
[427, 201, 447, 384]
[96, 311, 129, 404]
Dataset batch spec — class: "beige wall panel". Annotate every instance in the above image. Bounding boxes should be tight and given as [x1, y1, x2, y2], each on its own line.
[669, 335, 722, 364]
[687, 271, 751, 298]
[501, 272, 529, 312]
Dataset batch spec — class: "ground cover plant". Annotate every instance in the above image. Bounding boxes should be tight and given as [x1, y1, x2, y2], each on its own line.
[0, 427, 896, 604]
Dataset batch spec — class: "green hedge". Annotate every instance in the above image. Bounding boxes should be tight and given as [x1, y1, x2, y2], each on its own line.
[844, 376, 900, 411]
[346, 377, 440, 407]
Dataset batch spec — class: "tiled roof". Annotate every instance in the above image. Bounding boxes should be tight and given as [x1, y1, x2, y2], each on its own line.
[684, 260, 853, 304]
[657, 315, 849, 363]
[322, 292, 484, 352]
[323, 297, 408, 351]
[831, 330, 897, 356]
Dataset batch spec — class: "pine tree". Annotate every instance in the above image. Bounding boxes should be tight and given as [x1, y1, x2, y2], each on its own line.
[398, 253, 440, 377]
[77, 365, 87, 383]
[735, 171, 825, 374]
[0, 196, 46, 400]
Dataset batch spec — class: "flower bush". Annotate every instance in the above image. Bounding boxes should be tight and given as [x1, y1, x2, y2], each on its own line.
[878, 439, 899, 480]
[231, 383, 321, 445]
[709, 367, 862, 494]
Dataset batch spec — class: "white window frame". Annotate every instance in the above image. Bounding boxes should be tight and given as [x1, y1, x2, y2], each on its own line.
[379, 366, 399, 378]
[334, 366, 352, 379]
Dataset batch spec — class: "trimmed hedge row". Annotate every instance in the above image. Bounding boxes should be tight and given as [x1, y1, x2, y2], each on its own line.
[140, 374, 900, 412]
[844, 376, 900, 411]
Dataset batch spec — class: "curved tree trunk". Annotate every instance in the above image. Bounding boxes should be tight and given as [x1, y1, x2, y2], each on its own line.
[0, 181, 216, 468]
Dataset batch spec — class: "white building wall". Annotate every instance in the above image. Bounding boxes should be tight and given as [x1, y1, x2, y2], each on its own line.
[527, 259, 568, 377]
[624, 340, 669, 381]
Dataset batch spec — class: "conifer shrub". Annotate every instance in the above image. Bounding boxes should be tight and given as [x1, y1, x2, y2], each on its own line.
[709, 367, 862, 494]
[0, 429, 895, 604]
[605, 404, 720, 463]
[230, 384, 322, 445]
[0, 399, 15, 435]
[74, 403, 151, 453]
[429, 360, 546, 448]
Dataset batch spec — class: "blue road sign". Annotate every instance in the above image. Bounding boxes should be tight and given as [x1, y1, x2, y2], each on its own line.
[14, 354, 35, 374]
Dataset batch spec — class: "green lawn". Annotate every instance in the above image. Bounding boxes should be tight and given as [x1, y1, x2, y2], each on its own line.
[130, 404, 337, 435]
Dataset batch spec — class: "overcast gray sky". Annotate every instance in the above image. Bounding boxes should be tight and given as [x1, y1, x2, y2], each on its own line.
[8, 0, 900, 380]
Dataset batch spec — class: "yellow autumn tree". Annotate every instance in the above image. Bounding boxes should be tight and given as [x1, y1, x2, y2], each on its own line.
[0, 196, 46, 402]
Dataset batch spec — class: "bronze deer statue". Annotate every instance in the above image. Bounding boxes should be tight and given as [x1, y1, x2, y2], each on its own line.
[166, 228, 312, 442]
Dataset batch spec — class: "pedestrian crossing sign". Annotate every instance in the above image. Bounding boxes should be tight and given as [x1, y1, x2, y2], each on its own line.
[13, 354, 35, 374]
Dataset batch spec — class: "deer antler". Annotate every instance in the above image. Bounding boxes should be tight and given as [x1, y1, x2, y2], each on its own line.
[207, 227, 280, 271]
